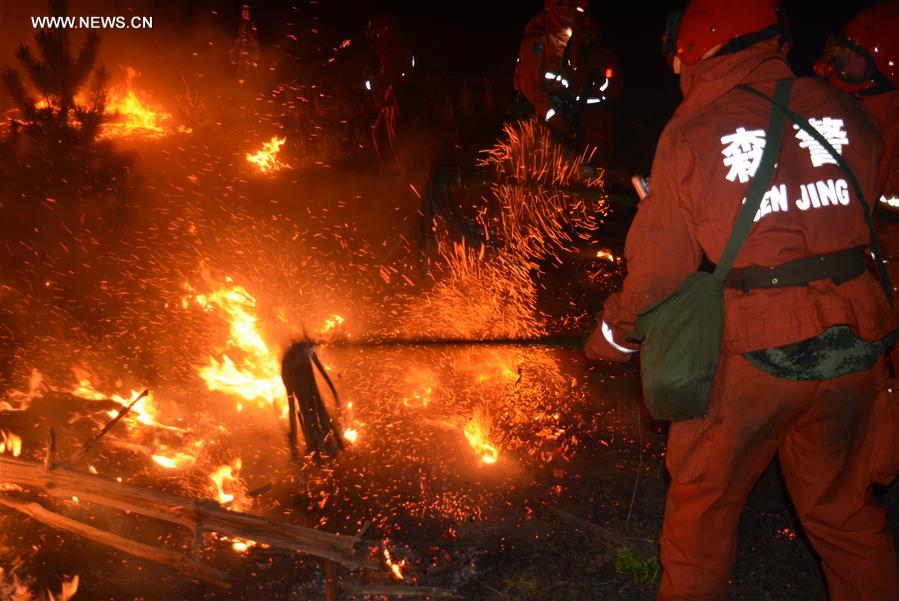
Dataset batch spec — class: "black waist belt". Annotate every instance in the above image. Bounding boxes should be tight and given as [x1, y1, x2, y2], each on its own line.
[725, 246, 866, 291]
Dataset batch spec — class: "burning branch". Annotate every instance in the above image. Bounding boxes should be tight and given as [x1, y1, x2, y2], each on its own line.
[69, 389, 149, 464]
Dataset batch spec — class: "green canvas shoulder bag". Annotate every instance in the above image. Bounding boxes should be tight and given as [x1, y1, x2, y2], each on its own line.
[631, 78, 793, 421]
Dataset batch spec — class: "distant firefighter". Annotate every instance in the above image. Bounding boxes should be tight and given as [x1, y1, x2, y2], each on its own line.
[364, 15, 414, 163]
[229, 4, 260, 78]
[514, 0, 620, 151]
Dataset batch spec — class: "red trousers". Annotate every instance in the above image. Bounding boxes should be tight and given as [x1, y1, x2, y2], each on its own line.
[658, 354, 899, 601]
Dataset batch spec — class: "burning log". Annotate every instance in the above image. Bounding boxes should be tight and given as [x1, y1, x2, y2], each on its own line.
[281, 342, 344, 463]
[0, 457, 372, 571]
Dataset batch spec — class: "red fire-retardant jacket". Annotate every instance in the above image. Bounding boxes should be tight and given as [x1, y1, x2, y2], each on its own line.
[601, 41, 896, 356]
[514, 7, 574, 120]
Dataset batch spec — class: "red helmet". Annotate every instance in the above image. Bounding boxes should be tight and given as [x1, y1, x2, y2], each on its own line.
[669, 0, 784, 67]
[814, 2, 899, 94]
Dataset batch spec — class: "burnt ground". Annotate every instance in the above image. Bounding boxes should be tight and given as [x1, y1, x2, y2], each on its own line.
[3, 352, 897, 600]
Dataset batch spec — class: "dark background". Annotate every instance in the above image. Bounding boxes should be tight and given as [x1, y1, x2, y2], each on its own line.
[1, 0, 887, 172]
[139, 0, 884, 167]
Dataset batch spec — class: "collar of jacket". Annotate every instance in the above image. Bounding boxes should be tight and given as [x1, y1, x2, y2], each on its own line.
[675, 40, 794, 119]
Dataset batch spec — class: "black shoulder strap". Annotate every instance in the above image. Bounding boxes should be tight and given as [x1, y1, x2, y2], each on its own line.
[713, 78, 793, 280]
[737, 83, 892, 301]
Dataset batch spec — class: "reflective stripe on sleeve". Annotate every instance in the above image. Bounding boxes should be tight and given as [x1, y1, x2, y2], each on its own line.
[602, 321, 637, 354]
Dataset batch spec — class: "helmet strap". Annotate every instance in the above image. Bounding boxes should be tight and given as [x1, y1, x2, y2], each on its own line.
[715, 23, 786, 59]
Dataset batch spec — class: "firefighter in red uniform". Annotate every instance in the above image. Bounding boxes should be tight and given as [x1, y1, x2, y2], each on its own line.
[515, 1, 622, 164]
[815, 2, 899, 487]
[584, 0, 899, 598]
[364, 16, 413, 162]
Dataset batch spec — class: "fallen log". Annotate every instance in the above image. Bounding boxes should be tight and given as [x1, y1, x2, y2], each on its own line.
[0, 495, 230, 588]
[0, 456, 372, 569]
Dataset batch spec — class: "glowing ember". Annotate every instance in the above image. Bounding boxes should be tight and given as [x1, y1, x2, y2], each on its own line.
[383, 547, 406, 580]
[343, 428, 358, 444]
[230, 539, 256, 553]
[320, 314, 345, 334]
[193, 282, 286, 408]
[463, 409, 499, 464]
[0, 430, 22, 457]
[246, 136, 286, 172]
[595, 248, 616, 262]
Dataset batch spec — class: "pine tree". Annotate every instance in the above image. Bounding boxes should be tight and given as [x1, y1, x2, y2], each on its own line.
[3, 0, 107, 144]
[1, 0, 129, 200]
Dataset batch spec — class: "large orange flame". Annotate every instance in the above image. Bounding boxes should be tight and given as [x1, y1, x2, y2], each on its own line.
[193, 283, 285, 409]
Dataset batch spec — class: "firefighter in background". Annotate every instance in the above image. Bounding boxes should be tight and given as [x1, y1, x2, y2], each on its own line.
[565, 14, 622, 161]
[364, 15, 413, 163]
[584, 0, 899, 598]
[815, 1, 899, 488]
[514, 1, 621, 160]
[229, 4, 260, 79]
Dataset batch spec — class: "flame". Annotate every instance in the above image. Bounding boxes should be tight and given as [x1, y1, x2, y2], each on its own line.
[246, 136, 286, 172]
[27, 67, 185, 138]
[1, 368, 43, 412]
[343, 428, 358, 444]
[151, 452, 197, 470]
[208, 458, 259, 553]
[463, 410, 499, 464]
[69, 371, 180, 432]
[103, 89, 168, 138]
[194, 283, 285, 408]
[383, 547, 406, 580]
[0, 430, 22, 457]
[100, 67, 188, 138]
[595, 248, 616, 262]
[48, 575, 79, 601]
[209, 458, 248, 511]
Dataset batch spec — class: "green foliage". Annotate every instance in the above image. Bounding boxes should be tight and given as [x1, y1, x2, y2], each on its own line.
[503, 568, 548, 600]
[615, 546, 661, 586]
